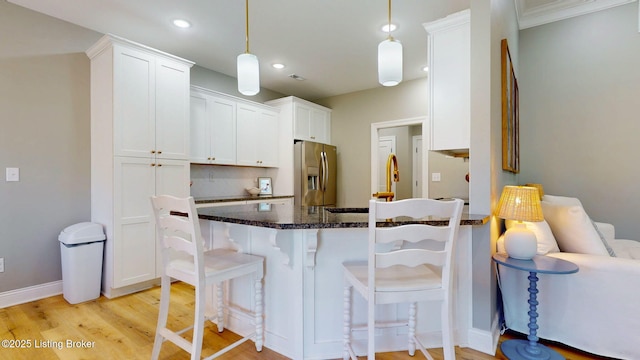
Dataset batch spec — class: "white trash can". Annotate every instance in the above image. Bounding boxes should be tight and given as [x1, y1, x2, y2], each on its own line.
[58, 222, 106, 304]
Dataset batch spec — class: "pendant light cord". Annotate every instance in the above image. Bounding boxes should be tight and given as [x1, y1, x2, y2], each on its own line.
[245, 0, 250, 54]
[387, 0, 393, 41]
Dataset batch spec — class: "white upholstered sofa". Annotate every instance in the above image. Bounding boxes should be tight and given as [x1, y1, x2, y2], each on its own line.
[497, 194, 640, 360]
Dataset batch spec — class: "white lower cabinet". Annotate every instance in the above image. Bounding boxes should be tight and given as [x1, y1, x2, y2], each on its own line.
[112, 157, 190, 289]
[236, 103, 279, 167]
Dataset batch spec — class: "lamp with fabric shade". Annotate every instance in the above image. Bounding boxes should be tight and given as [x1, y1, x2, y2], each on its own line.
[525, 183, 544, 200]
[496, 186, 544, 260]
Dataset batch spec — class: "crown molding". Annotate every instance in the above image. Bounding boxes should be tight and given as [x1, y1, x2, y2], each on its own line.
[516, 0, 636, 29]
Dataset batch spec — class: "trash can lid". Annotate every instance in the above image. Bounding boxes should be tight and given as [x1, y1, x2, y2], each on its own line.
[58, 222, 106, 245]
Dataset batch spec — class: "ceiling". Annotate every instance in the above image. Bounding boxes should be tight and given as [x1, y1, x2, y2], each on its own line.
[6, 0, 470, 100]
[7, 0, 634, 100]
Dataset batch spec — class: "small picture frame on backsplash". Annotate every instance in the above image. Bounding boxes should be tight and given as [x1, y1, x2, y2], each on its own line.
[258, 177, 272, 195]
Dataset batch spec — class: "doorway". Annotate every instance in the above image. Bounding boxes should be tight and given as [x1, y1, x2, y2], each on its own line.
[371, 117, 428, 200]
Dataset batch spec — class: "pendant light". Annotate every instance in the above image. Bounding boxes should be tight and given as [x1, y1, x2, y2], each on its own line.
[378, 0, 403, 86]
[237, 0, 260, 96]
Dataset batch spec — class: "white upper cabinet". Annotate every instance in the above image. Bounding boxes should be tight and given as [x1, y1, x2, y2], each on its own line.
[190, 87, 237, 165]
[267, 96, 332, 145]
[110, 44, 191, 160]
[294, 102, 331, 144]
[155, 58, 191, 160]
[236, 103, 279, 167]
[190, 86, 278, 168]
[424, 9, 470, 152]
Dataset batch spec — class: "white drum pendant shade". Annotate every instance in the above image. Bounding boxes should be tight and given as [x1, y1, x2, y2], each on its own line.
[237, 53, 260, 96]
[378, 38, 403, 86]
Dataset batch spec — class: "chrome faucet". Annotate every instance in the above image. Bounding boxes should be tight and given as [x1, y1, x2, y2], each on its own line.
[373, 153, 399, 202]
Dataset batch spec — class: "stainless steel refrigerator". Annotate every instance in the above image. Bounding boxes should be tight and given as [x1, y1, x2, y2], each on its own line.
[294, 141, 337, 206]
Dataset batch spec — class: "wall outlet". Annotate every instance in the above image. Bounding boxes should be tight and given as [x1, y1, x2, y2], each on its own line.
[0, 258, 4, 273]
[432, 172, 441, 182]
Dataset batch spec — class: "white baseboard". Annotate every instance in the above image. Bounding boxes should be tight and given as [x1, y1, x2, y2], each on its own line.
[467, 313, 500, 355]
[0, 281, 63, 309]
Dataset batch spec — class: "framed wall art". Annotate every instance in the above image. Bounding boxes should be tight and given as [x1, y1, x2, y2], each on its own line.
[501, 39, 519, 173]
[258, 177, 272, 195]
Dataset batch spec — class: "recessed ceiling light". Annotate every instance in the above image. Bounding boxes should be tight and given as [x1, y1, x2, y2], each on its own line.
[381, 24, 397, 33]
[272, 63, 286, 69]
[172, 19, 191, 28]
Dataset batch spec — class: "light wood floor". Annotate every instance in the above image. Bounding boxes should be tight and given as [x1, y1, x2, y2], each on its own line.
[0, 281, 613, 360]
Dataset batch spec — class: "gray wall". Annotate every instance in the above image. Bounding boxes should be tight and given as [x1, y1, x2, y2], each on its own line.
[0, 2, 101, 292]
[519, 2, 640, 239]
[470, 0, 520, 334]
[191, 65, 284, 103]
[316, 78, 429, 207]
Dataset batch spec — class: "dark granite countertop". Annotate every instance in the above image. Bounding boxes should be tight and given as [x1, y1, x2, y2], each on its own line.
[195, 203, 489, 230]
[194, 194, 294, 204]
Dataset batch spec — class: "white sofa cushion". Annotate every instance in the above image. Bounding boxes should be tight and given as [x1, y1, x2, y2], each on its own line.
[542, 194, 582, 206]
[541, 201, 609, 256]
[590, 218, 616, 257]
[505, 219, 560, 254]
[609, 239, 640, 260]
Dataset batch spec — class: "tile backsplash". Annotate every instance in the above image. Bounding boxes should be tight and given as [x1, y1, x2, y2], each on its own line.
[190, 164, 280, 198]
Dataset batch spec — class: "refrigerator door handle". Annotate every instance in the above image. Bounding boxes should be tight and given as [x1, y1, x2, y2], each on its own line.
[320, 151, 327, 192]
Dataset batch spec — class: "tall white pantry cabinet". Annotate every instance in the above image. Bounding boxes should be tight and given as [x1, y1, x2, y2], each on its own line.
[86, 34, 194, 298]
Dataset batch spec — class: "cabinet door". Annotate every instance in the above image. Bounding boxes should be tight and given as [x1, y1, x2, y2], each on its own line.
[154, 159, 190, 276]
[257, 109, 279, 167]
[293, 103, 311, 141]
[156, 58, 190, 160]
[113, 46, 155, 158]
[113, 156, 156, 288]
[236, 104, 260, 166]
[426, 11, 470, 151]
[209, 96, 237, 165]
[190, 92, 210, 164]
[310, 108, 330, 144]
[237, 104, 279, 167]
[155, 159, 190, 198]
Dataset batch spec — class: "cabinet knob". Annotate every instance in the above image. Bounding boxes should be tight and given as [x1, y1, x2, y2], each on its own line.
[151, 150, 156, 154]
[212, 157, 216, 161]
[207, 157, 211, 160]
[151, 163, 156, 166]
[157, 163, 163, 167]
[311, 136, 316, 139]
[157, 150, 162, 154]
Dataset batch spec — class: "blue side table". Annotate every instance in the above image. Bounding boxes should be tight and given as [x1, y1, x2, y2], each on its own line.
[492, 253, 578, 360]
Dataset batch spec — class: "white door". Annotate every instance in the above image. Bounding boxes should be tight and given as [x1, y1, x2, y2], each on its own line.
[378, 136, 396, 195]
[412, 135, 423, 197]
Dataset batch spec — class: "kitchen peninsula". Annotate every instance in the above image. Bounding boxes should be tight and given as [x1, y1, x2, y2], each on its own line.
[195, 202, 488, 360]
